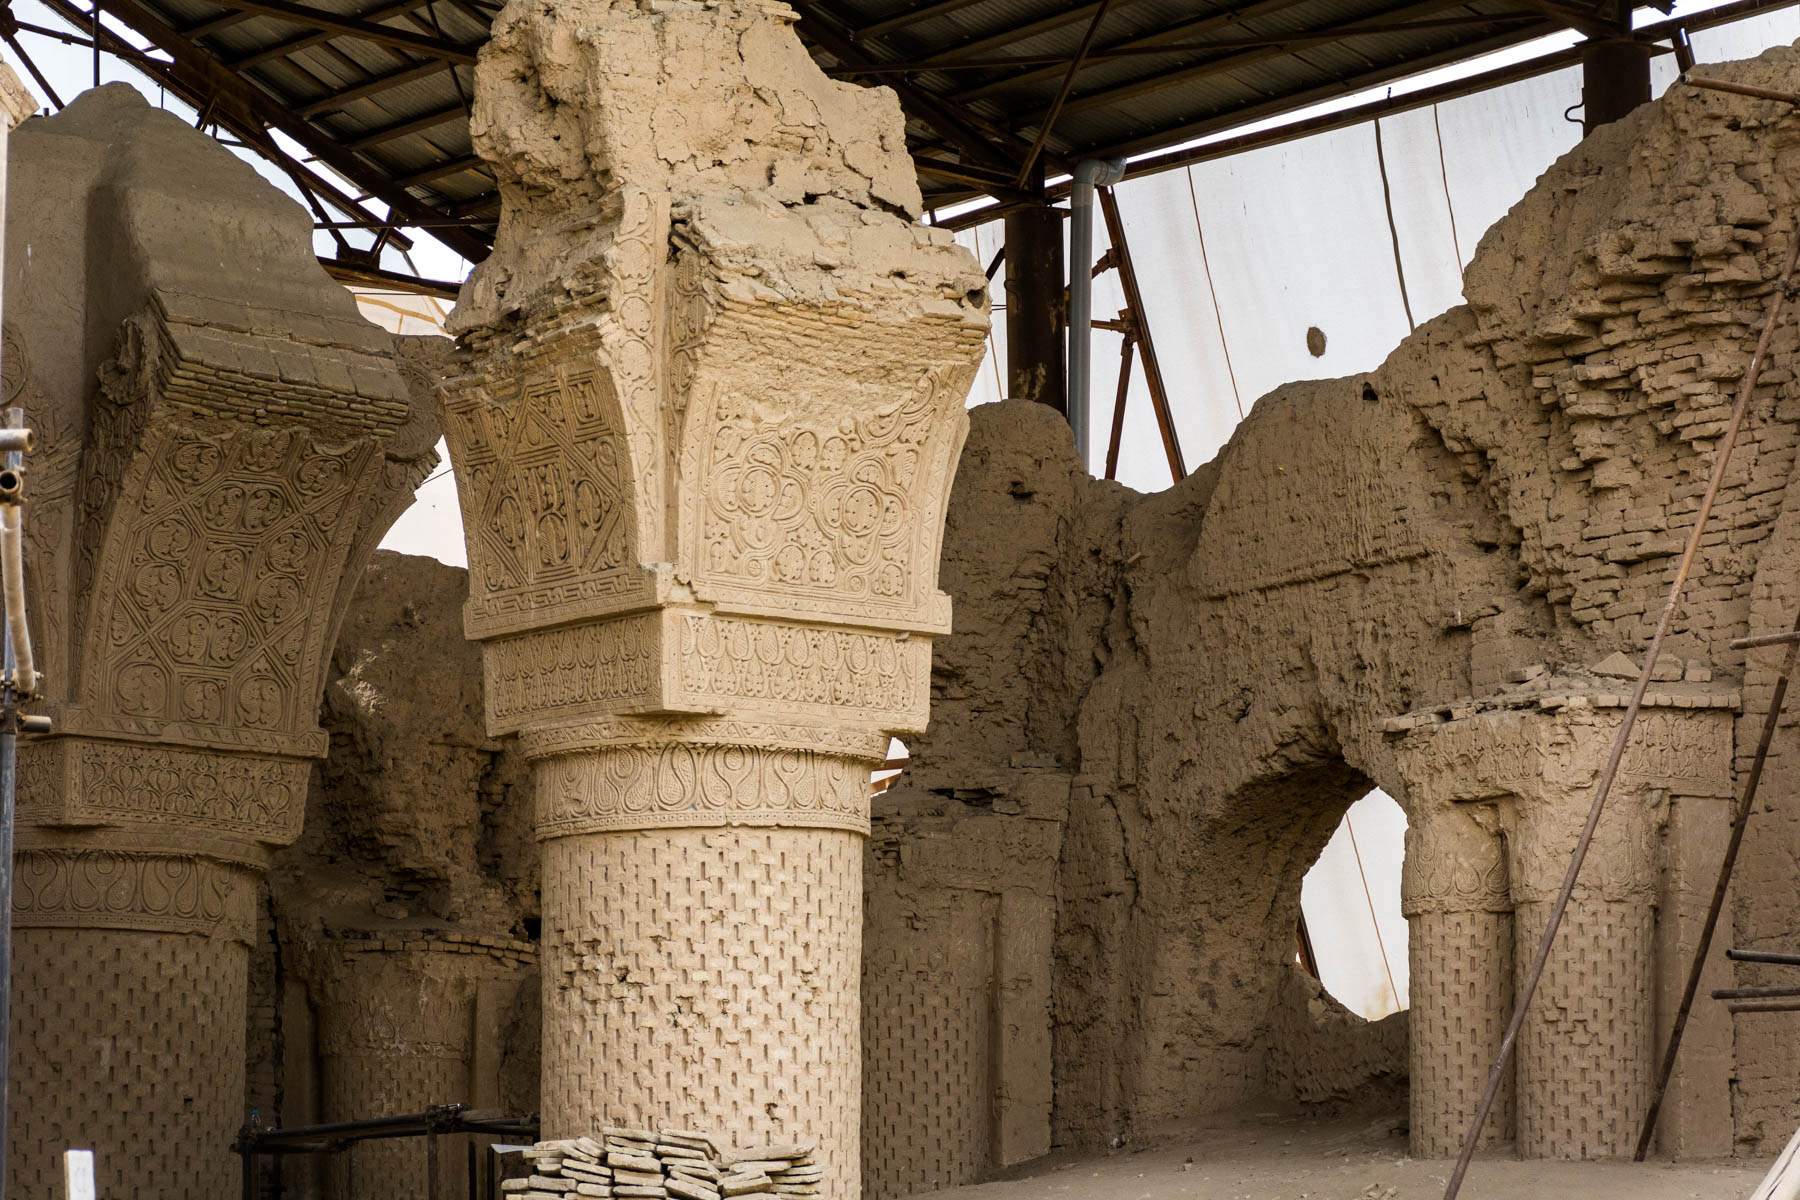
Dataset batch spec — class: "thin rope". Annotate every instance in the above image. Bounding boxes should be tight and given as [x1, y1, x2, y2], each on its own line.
[1373, 117, 1417, 332]
[1184, 166, 1244, 421]
[1432, 103, 1466, 275]
[1344, 810, 1402, 1013]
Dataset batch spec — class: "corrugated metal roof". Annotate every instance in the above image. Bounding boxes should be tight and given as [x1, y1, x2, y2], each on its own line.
[29, 0, 1793, 274]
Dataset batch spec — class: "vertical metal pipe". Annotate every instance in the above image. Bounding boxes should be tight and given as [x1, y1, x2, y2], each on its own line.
[0, 409, 20, 1200]
[1068, 158, 1125, 470]
[427, 1129, 440, 1200]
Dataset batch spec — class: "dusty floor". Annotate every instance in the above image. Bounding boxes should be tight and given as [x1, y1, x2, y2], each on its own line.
[914, 1110, 1767, 1199]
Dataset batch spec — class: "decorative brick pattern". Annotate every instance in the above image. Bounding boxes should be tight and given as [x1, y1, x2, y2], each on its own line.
[540, 829, 862, 1199]
[1408, 909, 1515, 1157]
[861, 947, 992, 1199]
[1515, 898, 1656, 1158]
[9, 929, 247, 1198]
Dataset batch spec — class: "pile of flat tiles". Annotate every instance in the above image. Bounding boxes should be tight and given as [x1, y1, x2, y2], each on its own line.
[502, 1128, 821, 1199]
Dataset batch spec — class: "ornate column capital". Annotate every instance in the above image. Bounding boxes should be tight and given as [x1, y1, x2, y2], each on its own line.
[440, 0, 988, 748]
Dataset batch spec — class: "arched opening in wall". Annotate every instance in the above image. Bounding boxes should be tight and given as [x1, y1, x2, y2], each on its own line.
[1298, 789, 1409, 1020]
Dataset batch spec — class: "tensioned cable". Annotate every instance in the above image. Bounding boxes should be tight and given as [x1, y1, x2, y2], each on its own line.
[1432, 103, 1466, 275]
[1373, 117, 1417, 332]
[1344, 810, 1401, 1013]
[1184, 166, 1244, 421]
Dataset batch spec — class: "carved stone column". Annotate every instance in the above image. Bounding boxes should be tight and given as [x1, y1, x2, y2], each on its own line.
[440, 2, 987, 1193]
[1389, 695, 1733, 1160]
[1508, 736, 1663, 1160]
[311, 934, 535, 1199]
[1400, 799, 1513, 1158]
[4, 87, 434, 1199]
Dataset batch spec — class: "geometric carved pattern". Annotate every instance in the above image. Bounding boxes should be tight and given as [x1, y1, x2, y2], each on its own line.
[534, 745, 870, 837]
[1515, 898, 1655, 1158]
[539, 829, 861, 1199]
[861, 940, 993, 1200]
[440, 335, 644, 638]
[1408, 909, 1515, 1157]
[82, 422, 377, 747]
[9, 928, 248, 1200]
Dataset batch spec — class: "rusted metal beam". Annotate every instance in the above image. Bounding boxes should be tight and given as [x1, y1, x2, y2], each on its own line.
[1103, 331, 1134, 480]
[1004, 192, 1065, 414]
[1582, 38, 1653, 131]
[46, 0, 490, 259]
[828, 13, 1548, 77]
[227, 0, 435, 69]
[953, 0, 1316, 104]
[1444, 179, 1800, 1200]
[1043, 0, 1489, 126]
[320, 255, 460, 298]
[1013, 0, 1117, 186]
[392, 152, 485, 188]
[294, 59, 449, 116]
[1097, 185, 1184, 480]
[1635, 606, 1800, 1160]
[1730, 948, 1800, 965]
[196, 0, 479, 62]
[1686, 72, 1800, 105]
[343, 101, 464, 150]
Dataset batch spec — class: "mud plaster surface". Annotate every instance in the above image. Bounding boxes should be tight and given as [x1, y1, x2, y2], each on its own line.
[912, 1112, 1764, 1200]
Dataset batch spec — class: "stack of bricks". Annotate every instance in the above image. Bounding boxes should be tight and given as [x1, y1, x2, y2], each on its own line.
[503, 1129, 820, 1199]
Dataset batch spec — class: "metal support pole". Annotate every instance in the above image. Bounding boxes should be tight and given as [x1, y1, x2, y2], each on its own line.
[1582, 39, 1653, 133]
[1103, 334, 1135, 480]
[1003, 177, 1066, 416]
[0, 406, 23, 1200]
[1097, 186, 1186, 481]
[1635, 606, 1800, 1159]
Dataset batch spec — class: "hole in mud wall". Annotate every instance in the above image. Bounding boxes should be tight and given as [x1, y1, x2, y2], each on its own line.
[1298, 790, 1409, 1019]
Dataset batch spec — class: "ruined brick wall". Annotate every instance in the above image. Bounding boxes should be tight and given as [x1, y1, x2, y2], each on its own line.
[862, 42, 1800, 1179]
[249, 548, 540, 1200]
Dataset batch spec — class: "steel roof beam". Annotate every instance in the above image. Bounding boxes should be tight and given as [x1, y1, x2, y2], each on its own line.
[224, 0, 438, 68]
[294, 58, 449, 115]
[65, 0, 491, 257]
[193, 0, 478, 63]
[342, 98, 463, 147]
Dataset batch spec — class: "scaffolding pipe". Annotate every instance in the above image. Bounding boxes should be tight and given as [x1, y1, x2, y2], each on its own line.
[1, 498, 36, 697]
[1067, 157, 1124, 469]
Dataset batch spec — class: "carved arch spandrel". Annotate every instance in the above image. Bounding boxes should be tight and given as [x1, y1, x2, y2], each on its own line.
[73, 416, 385, 751]
[441, 325, 658, 640]
[672, 294, 975, 634]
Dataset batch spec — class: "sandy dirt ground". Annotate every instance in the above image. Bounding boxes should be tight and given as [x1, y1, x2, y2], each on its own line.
[914, 1110, 1768, 1200]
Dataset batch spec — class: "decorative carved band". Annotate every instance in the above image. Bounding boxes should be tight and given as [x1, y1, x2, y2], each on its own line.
[17, 736, 309, 848]
[12, 848, 257, 941]
[482, 609, 930, 734]
[535, 742, 872, 838]
[1401, 806, 1511, 918]
[520, 716, 889, 761]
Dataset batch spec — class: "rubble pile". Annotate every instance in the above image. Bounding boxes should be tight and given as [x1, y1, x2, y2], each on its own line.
[503, 1128, 820, 1199]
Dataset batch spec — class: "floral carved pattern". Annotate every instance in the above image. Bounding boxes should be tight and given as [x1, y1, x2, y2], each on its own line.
[12, 848, 256, 940]
[535, 743, 869, 837]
